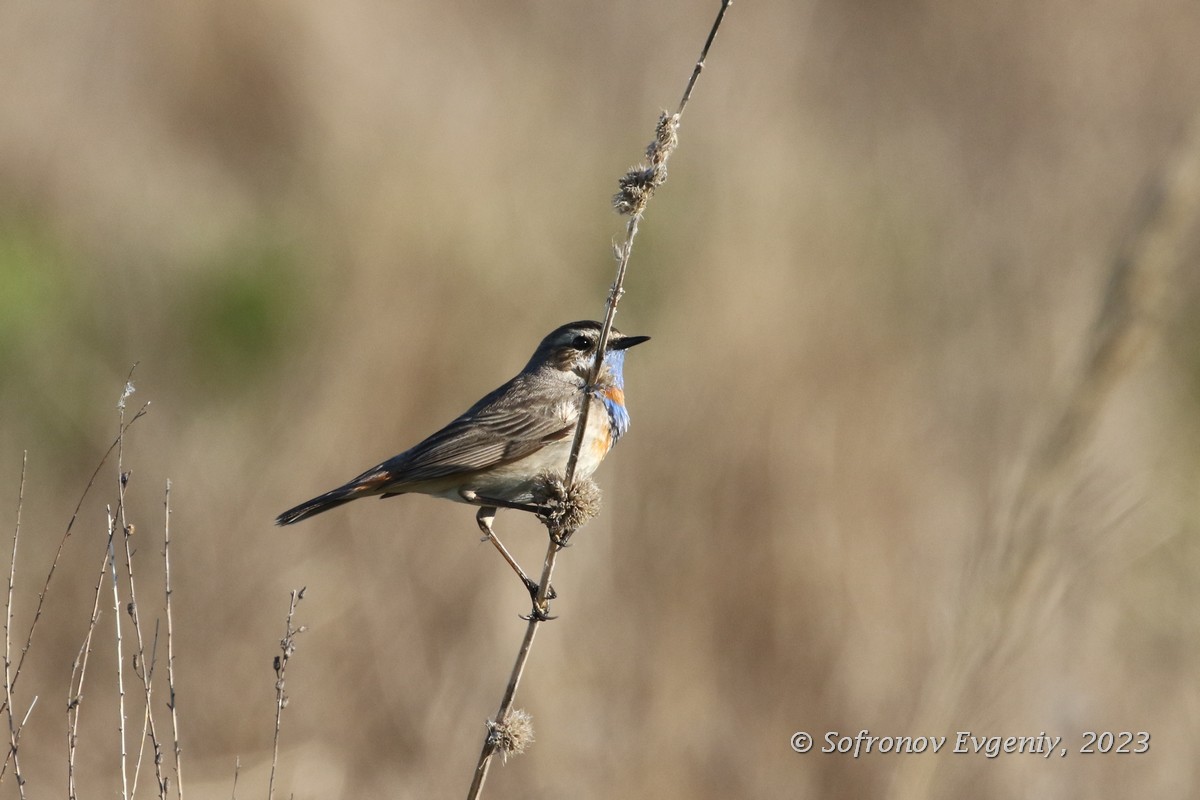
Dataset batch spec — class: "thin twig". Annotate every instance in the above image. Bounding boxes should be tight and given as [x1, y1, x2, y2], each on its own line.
[65, 376, 148, 799]
[268, 588, 306, 800]
[676, 0, 732, 116]
[16, 699, 34, 736]
[0, 401, 149, 738]
[163, 480, 184, 800]
[2, 453, 28, 797]
[108, 507, 131, 800]
[466, 5, 730, 798]
[122, 504, 167, 798]
[68, 533, 115, 800]
[2, 695, 37, 794]
[111, 376, 138, 800]
[562, 0, 729, 486]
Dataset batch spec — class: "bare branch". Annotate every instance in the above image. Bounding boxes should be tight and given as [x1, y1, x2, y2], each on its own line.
[268, 588, 306, 800]
[2, 453, 28, 796]
[68, 532, 115, 800]
[163, 480, 184, 800]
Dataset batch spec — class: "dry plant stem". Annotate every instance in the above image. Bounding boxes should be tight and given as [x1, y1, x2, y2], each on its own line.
[114, 394, 162, 798]
[466, 6, 730, 799]
[561, 0, 729, 484]
[163, 481, 184, 800]
[268, 588, 306, 800]
[7, 699, 35, 788]
[110, 382, 137, 800]
[0, 403, 149, 743]
[65, 380, 149, 799]
[465, 583, 544, 799]
[3, 453, 28, 797]
[677, 0, 731, 116]
[69, 530, 116, 800]
[122, 509, 167, 798]
[108, 508, 131, 800]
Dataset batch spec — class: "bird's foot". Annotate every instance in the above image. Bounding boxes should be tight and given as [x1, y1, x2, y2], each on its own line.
[521, 575, 557, 602]
[520, 604, 557, 622]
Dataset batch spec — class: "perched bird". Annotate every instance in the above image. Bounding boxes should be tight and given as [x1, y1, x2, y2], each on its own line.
[276, 320, 648, 594]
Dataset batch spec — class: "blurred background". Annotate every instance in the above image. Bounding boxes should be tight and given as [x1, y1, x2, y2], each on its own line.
[2, 0, 1199, 797]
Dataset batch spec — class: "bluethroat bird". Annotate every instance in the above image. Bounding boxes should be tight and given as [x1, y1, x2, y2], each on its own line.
[276, 320, 649, 597]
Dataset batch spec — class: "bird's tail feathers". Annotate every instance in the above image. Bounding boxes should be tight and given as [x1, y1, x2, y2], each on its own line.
[275, 469, 398, 526]
[276, 485, 359, 525]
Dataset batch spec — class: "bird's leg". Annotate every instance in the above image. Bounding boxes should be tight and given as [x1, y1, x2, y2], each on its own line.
[470, 493, 578, 548]
[473, 495, 553, 517]
[458, 489, 550, 518]
[474, 507, 556, 602]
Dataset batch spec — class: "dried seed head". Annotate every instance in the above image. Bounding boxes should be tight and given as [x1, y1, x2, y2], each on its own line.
[613, 111, 680, 216]
[488, 708, 535, 761]
[647, 111, 680, 166]
[533, 473, 602, 537]
[613, 164, 666, 216]
[118, 380, 135, 410]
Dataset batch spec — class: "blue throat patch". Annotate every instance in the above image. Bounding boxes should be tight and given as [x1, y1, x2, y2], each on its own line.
[595, 349, 632, 442]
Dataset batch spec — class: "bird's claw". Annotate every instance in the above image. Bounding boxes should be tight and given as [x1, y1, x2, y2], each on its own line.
[520, 606, 557, 622]
[521, 576, 557, 602]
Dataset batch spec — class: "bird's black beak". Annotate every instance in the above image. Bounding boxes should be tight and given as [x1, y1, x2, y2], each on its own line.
[611, 334, 650, 350]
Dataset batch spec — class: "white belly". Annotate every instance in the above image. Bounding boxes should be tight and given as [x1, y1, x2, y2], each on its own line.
[439, 401, 613, 505]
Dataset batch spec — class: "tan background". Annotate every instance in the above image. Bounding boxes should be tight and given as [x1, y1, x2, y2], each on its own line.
[1, 1, 1199, 797]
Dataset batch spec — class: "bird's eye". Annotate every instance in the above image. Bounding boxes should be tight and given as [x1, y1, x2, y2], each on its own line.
[571, 335, 593, 350]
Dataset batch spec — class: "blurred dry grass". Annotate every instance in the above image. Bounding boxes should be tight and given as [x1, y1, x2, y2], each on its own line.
[1, 0, 1199, 797]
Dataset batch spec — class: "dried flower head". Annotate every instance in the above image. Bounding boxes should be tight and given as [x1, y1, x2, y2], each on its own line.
[648, 111, 680, 166]
[118, 380, 135, 410]
[613, 164, 663, 216]
[613, 111, 680, 216]
[533, 472, 602, 541]
[488, 708, 535, 761]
